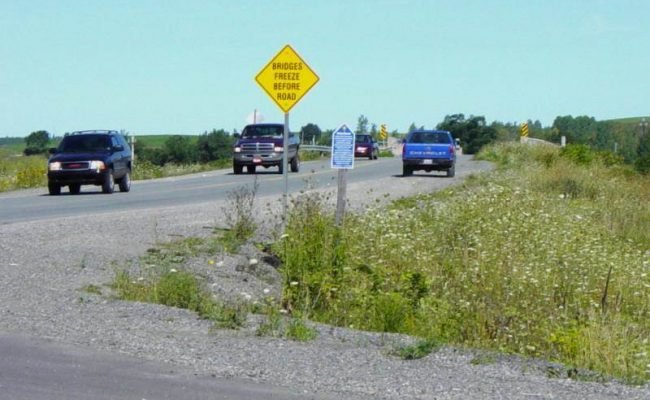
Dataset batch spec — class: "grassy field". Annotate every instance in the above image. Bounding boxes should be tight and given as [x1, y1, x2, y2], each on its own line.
[274, 142, 650, 383]
[111, 141, 649, 384]
[0, 135, 206, 192]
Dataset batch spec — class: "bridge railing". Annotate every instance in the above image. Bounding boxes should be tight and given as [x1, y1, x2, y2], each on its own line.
[521, 137, 561, 147]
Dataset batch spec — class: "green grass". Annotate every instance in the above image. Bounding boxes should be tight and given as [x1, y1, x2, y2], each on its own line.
[134, 134, 199, 148]
[0, 148, 48, 191]
[111, 235, 250, 330]
[391, 338, 441, 360]
[275, 142, 650, 384]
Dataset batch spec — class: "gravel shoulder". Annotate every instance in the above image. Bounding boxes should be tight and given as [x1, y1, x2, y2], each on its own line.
[1, 156, 648, 400]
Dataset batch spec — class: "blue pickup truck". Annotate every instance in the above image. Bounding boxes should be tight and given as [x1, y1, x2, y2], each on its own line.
[401, 130, 456, 177]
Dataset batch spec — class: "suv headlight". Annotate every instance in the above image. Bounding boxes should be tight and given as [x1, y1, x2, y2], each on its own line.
[234, 146, 241, 153]
[274, 145, 283, 152]
[89, 161, 106, 171]
[48, 161, 62, 171]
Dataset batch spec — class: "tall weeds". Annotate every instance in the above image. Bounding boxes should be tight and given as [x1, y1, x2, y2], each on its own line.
[276, 142, 650, 383]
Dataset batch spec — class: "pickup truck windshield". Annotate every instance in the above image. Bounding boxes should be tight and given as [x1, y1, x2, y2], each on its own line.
[409, 132, 451, 144]
[242, 125, 284, 138]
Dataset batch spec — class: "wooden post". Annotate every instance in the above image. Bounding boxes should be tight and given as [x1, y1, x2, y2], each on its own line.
[335, 169, 347, 226]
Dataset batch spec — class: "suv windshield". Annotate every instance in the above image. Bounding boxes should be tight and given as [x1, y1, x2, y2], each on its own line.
[242, 125, 284, 138]
[59, 134, 112, 153]
[355, 135, 372, 143]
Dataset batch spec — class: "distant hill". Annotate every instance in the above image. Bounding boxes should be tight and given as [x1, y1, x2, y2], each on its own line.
[0, 137, 24, 146]
[604, 116, 650, 125]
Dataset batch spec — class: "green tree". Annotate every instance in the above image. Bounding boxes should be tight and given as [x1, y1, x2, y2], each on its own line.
[163, 135, 196, 164]
[635, 130, 650, 174]
[23, 130, 50, 155]
[196, 129, 233, 163]
[356, 115, 369, 134]
[551, 115, 598, 145]
[370, 123, 378, 138]
[437, 114, 497, 154]
[318, 129, 333, 146]
[300, 123, 322, 144]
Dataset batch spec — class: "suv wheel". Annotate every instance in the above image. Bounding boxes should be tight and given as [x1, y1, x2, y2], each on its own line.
[102, 169, 115, 194]
[118, 170, 131, 192]
[278, 162, 284, 174]
[290, 155, 300, 172]
[48, 183, 61, 196]
[446, 164, 456, 178]
[69, 184, 81, 195]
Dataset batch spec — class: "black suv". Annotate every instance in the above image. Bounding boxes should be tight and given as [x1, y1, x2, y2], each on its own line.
[47, 130, 132, 195]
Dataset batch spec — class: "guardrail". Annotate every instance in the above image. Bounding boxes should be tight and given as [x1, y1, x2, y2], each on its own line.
[300, 144, 331, 152]
[521, 137, 560, 147]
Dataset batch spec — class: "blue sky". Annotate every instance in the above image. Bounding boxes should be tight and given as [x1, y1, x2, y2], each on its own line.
[1, 0, 648, 137]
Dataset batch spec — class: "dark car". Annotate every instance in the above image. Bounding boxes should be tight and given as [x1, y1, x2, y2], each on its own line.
[232, 123, 300, 174]
[47, 130, 132, 195]
[354, 134, 379, 160]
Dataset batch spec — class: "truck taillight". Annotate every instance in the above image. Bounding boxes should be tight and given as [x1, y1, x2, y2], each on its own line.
[449, 145, 455, 155]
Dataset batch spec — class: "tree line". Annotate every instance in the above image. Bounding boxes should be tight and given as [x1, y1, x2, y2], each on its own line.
[19, 114, 650, 173]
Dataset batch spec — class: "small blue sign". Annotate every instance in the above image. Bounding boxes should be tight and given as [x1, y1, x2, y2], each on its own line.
[331, 124, 355, 169]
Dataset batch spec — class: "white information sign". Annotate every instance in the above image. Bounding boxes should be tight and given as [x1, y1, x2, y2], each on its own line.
[331, 124, 355, 169]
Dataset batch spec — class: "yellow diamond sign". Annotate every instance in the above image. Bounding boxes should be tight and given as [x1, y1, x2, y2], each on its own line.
[255, 45, 319, 113]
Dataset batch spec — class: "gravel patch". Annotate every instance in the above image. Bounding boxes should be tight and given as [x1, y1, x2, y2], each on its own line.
[1, 158, 649, 399]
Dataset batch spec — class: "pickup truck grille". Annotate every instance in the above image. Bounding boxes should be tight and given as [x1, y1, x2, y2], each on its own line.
[241, 143, 274, 153]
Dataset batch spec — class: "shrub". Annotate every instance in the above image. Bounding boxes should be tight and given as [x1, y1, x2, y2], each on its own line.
[560, 144, 594, 165]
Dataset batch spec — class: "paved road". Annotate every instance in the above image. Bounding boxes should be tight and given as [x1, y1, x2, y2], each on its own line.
[0, 333, 338, 400]
[0, 155, 476, 224]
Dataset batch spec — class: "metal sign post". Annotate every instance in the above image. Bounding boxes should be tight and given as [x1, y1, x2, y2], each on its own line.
[283, 112, 289, 218]
[254, 44, 319, 230]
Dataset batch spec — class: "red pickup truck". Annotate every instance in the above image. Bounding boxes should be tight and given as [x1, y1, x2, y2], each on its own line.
[232, 123, 300, 174]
